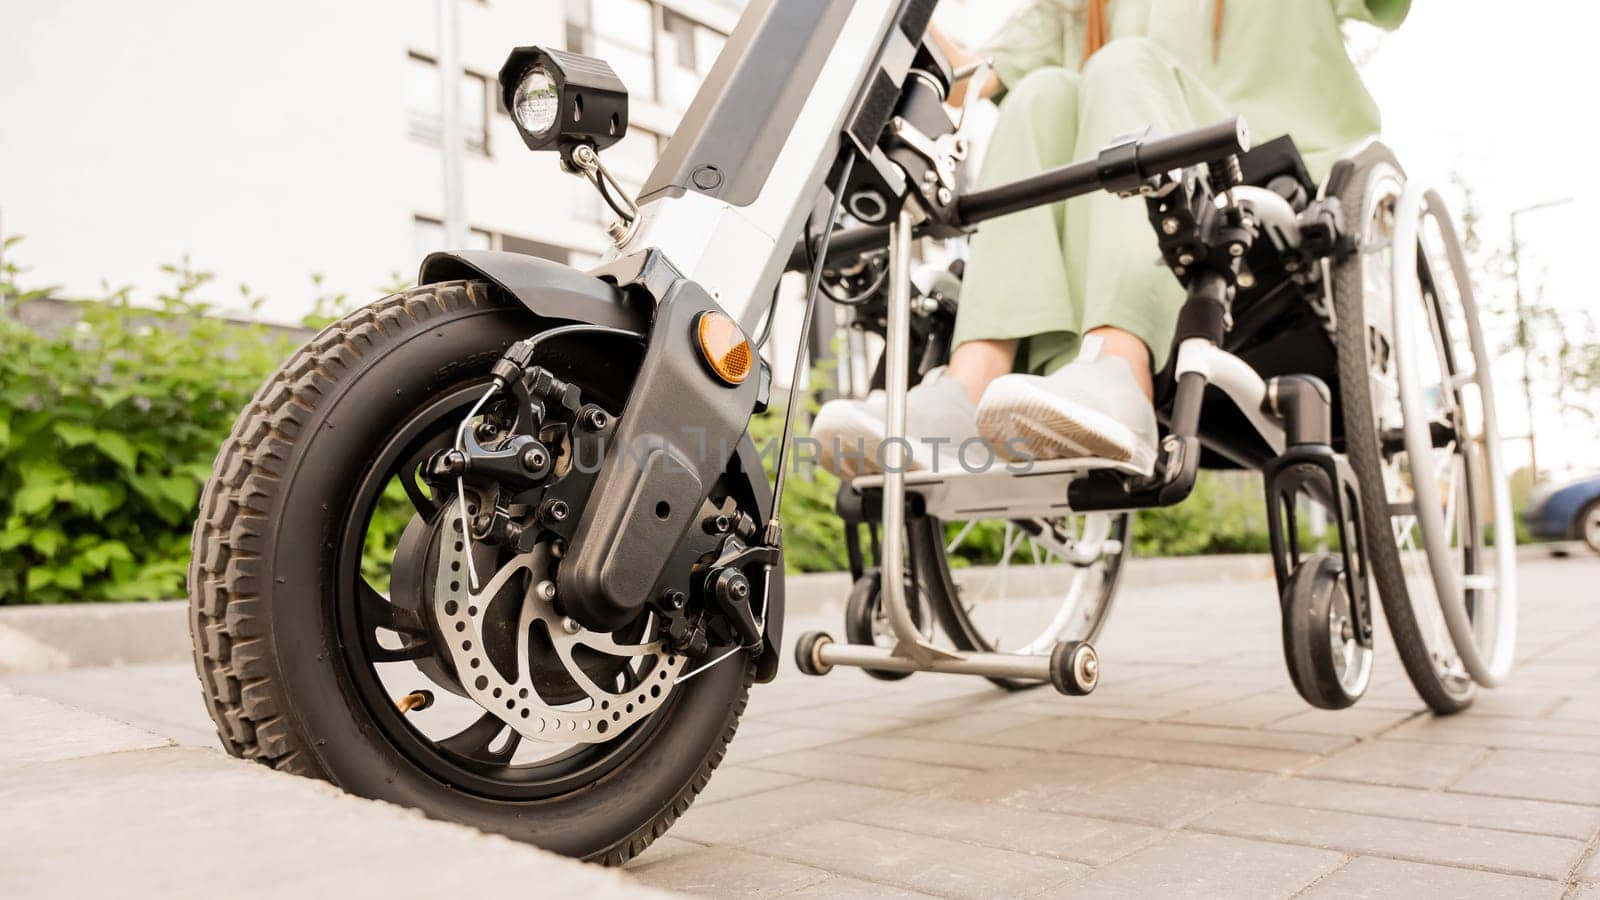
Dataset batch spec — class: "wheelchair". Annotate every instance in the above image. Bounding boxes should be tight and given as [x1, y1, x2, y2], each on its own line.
[793, 123, 1517, 715]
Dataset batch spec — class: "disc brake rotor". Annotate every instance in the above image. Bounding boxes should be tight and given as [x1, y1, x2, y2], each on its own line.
[431, 506, 686, 744]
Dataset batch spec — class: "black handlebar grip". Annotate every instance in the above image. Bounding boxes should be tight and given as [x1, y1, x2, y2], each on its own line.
[1135, 117, 1252, 177]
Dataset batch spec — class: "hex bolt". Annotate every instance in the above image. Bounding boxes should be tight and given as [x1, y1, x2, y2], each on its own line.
[666, 590, 687, 610]
[937, 187, 953, 205]
[586, 408, 608, 430]
[547, 500, 569, 522]
[561, 617, 581, 635]
[729, 579, 750, 601]
[535, 580, 557, 602]
[1161, 216, 1181, 235]
[1177, 253, 1195, 266]
[1228, 242, 1246, 257]
[522, 446, 548, 472]
[436, 450, 466, 475]
[474, 421, 499, 442]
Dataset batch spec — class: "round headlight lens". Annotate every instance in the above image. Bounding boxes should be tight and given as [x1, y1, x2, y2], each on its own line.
[513, 67, 559, 136]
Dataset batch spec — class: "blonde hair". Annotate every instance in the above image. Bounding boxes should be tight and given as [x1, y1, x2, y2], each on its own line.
[1083, 0, 1225, 62]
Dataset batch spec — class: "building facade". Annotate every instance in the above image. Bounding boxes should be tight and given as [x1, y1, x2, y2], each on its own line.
[2, 0, 1012, 335]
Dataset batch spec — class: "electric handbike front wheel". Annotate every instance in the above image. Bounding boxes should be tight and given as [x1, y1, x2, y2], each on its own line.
[911, 510, 1130, 690]
[1331, 145, 1517, 714]
[188, 281, 767, 863]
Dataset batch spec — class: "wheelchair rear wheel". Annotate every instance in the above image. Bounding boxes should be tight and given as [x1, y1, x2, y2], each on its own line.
[910, 512, 1130, 690]
[1331, 145, 1518, 714]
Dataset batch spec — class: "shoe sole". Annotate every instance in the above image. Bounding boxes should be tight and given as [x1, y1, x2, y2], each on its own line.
[812, 403, 887, 479]
[976, 377, 1156, 473]
[813, 403, 945, 479]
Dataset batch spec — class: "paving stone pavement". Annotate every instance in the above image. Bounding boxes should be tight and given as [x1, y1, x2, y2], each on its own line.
[623, 556, 1600, 899]
[3, 555, 1598, 898]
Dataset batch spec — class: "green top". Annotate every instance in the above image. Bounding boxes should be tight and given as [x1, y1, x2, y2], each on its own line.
[980, 0, 1409, 177]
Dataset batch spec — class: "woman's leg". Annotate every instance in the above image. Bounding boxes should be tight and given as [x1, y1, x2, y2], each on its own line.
[972, 38, 1233, 469]
[947, 67, 1084, 402]
[1067, 37, 1231, 375]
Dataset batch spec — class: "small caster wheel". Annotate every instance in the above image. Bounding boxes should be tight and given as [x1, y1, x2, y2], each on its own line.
[844, 569, 930, 682]
[794, 631, 834, 677]
[1050, 640, 1099, 696]
[1282, 553, 1372, 710]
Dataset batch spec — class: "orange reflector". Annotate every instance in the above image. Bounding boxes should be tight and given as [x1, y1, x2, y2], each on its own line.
[697, 311, 753, 385]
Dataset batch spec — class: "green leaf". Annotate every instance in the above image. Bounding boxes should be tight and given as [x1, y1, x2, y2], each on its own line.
[0, 413, 11, 450]
[94, 431, 139, 472]
[0, 524, 31, 551]
[68, 482, 125, 520]
[52, 421, 98, 447]
[26, 567, 52, 592]
[14, 480, 56, 516]
[82, 540, 133, 571]
[31, 527, 65, 557]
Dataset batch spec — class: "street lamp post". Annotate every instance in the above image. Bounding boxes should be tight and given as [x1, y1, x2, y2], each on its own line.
[1508, 196, 1574, 484]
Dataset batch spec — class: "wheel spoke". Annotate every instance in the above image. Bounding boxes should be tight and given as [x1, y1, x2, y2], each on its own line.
[944, 520, 977, 554]
[397, 437, 450, 519]
[360, 581, 431, 662]
[439, 712, 520, 764]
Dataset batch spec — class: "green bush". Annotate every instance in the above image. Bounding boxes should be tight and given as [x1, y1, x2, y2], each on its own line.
[0, 240, 1288, 605]
[0, 245, 295, 603]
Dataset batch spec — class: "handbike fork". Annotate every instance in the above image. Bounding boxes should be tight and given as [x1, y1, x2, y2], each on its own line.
[555, 251, 764, 633]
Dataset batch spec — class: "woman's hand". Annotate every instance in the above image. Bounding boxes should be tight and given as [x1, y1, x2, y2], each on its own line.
[928, 24, 1002, 106]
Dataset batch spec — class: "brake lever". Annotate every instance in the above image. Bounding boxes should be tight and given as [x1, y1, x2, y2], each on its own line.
[952, 57, 993, 133]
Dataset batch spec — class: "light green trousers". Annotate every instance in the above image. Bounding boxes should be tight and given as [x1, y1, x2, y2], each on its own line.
[956, 37, 1229, 374]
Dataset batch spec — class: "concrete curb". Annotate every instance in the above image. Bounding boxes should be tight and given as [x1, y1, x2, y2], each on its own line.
[0, 690, 675, 899]
[1, 545, 1582, 674]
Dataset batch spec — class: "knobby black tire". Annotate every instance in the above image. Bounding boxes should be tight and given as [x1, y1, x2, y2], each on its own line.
[188, 280, 751, 863]
[1330, 145, 1474, 715]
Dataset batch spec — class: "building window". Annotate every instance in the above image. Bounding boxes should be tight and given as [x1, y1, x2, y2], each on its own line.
[662, 10, 697, 70]
[413, 216, 493, 260]
[406, 52, 491, 156]
[565, 0, 656, 101]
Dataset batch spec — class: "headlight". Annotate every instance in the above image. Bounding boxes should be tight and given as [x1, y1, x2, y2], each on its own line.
[498, 46, 629, 155]
[512, 66, 559, 137]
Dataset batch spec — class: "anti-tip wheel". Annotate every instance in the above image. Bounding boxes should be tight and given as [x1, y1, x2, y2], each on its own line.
[794, 631, 835, 677]
[1050, 640, 1100, 696]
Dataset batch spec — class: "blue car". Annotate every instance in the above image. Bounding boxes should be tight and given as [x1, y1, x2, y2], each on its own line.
[1523, 473, 1600, 554]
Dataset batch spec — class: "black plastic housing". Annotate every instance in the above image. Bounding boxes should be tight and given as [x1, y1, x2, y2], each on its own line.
[499, 45, 629, 154]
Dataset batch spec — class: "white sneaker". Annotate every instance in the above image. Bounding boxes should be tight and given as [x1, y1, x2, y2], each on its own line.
[812, 369, 982, 478]
[975, 337, 1159, 473]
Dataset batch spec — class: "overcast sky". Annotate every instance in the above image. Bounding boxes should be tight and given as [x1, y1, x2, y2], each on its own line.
[1360, 0, 1596, 474]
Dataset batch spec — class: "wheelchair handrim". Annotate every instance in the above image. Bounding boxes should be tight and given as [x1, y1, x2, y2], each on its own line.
[1361, 172, 1517, 690]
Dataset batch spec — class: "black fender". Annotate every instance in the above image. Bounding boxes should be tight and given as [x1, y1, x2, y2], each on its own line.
[418, 248, 784, 683]
[418, 250, 651, 332]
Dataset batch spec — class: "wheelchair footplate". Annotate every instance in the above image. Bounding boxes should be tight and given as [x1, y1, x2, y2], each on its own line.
[847, 456, 1152, 521]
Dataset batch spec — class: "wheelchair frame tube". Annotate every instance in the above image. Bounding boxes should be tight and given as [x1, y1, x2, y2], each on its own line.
[787, 117, 1252, 271]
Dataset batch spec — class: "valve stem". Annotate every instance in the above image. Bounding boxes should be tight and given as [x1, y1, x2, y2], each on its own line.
[396, 690, 434, 714]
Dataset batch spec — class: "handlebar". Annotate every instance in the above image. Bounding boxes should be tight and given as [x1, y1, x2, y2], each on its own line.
[787, 117, 1251, 272]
